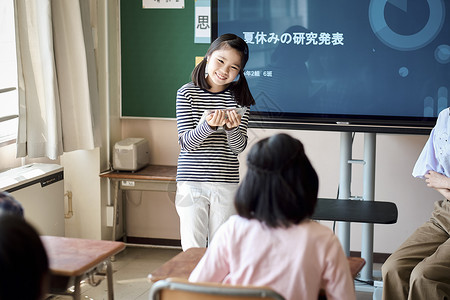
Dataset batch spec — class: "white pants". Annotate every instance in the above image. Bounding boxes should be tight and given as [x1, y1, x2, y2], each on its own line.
[175, 181, 238, 251]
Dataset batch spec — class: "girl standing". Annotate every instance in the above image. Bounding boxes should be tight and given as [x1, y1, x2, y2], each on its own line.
[175, 33, 255, 251]
[189, 133, 355, 300]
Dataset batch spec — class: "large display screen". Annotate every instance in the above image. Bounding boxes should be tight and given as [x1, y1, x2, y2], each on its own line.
[212, 0, 450, 133]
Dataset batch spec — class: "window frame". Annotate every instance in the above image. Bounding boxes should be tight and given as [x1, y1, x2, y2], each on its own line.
[0, 0, 19, 147]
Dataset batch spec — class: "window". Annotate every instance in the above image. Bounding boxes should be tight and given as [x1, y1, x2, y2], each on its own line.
[0, 0, 18, 146]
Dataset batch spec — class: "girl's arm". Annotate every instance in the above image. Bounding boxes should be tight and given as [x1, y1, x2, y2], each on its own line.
[176, 90, 215, 152]
[224, 108, 250, 155]
[189, 222, 231, 282]
[425, 171, 450, 200]
[322, 235, 356, 300]
[188, 246, 229, 283]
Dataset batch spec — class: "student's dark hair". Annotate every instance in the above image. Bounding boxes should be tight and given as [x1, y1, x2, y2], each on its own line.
[0, 215, 49, 300]
[235, 133, 319, 228]
[192, 33, 255, 107]
[0, 191, 24, 218]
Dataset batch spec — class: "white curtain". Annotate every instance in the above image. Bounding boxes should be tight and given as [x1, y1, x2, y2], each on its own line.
[14, 0, 101, 160]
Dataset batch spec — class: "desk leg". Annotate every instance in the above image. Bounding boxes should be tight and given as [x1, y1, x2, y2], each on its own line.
[113, 181, 127, 244]
[106, 259, 114, 300]
[122, 189, 127, 243]
[73, 276, 82, 300]
[112, 181, 119, 242]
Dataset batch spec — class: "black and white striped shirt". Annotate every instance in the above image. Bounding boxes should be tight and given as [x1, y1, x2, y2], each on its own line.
[176, 82, 250, 183]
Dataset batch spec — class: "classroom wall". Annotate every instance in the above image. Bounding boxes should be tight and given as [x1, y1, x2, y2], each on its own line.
[121, 118, 441, 254]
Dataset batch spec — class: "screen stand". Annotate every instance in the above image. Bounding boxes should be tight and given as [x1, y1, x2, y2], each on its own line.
[337, 132, 352, 256]
[337, 131, 376, 282]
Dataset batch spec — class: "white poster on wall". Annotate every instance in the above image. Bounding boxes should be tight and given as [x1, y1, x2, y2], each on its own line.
[195, 0, 210, 43]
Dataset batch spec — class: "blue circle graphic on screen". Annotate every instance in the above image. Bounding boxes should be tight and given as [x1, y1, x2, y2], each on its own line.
[399, 67, 409, 77]
[369, 0, 446, 51]
[435, 44, 450, 63]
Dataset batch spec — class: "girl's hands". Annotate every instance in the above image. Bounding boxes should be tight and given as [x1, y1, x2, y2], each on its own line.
[224, 109, 242, 130]
[206, 109, 242, 130]
[206, 110, 227, 129]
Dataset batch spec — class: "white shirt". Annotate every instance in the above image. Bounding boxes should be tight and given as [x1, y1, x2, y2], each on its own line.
[412, 107, 450, 178]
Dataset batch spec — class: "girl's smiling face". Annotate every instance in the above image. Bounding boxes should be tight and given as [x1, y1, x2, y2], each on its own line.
[206, 46, 242, 93]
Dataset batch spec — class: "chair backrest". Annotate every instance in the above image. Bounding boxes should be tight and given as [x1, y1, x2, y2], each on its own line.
[149, 278, 286, 300]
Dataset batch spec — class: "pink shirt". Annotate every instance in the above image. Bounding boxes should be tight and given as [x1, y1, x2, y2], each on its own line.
[189, 215, 356, 300]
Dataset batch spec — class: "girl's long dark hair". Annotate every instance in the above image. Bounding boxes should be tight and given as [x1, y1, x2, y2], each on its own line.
[234, 133, 319, 228]
[192, 33, 255, 107]
[0, 215, 49, 300]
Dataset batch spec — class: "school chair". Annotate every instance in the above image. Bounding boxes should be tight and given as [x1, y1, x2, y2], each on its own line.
[149, 277, 286, 300]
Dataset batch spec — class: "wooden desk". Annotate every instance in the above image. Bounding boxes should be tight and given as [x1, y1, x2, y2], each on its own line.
[148, 248, 206, 282]
[148, 247, 366, 282]
[41, 236, 126, 300]
[99, 165, 177, 242]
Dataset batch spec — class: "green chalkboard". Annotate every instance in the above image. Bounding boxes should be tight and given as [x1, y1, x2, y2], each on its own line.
[120, 0, 209, 118]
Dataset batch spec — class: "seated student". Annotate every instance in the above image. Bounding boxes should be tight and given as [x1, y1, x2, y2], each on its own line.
[0, 214, 50, 300]
[382, 107, 450, 300]
[189, 133, 355, 300]
[0, 191, 24, 217]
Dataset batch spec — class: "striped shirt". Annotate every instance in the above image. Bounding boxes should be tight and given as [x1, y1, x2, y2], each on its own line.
[176, 82, 250, 183]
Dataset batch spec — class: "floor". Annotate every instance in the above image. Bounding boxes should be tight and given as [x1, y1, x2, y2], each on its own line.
[46, 245, 381, 300]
